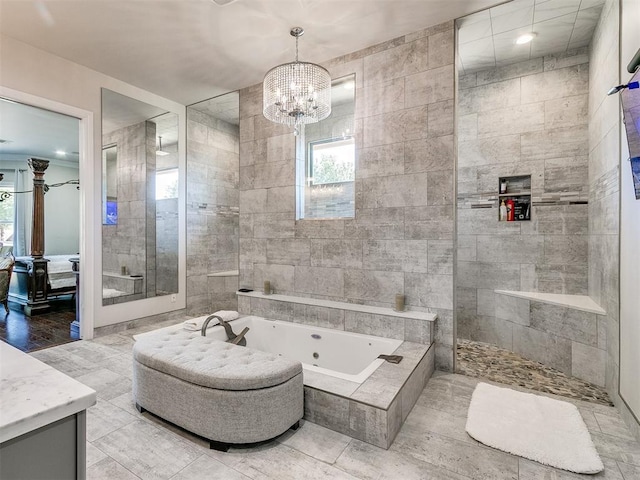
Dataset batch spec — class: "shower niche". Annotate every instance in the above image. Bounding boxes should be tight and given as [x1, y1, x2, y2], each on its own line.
[498, 175, 531, 222]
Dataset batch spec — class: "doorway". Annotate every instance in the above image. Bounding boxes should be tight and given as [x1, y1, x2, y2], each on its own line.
[0, 96, 83, 351]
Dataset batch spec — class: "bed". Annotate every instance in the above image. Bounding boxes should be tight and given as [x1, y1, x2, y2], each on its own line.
[6, 158, 79, 315]
[10, 255, 77, 300]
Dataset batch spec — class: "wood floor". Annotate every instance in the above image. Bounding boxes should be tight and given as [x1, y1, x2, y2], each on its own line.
[0, 297, 79, 352]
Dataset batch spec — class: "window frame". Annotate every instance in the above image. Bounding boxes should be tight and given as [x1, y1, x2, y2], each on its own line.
[155, 167, 179, 200]
[307, 136, 356, 186]
[0, 183, 15, 247]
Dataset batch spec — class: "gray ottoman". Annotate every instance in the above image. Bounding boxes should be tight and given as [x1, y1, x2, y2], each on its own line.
[132, 331, 303, 450]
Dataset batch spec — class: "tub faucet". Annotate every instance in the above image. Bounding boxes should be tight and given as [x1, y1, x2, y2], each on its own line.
[201, 314, 248, 346]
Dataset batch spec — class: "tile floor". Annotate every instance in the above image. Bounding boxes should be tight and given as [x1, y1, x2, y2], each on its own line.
[30, 321, 640, 480]
[457, 339, 613, 406]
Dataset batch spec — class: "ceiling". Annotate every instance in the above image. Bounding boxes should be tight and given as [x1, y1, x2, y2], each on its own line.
[0, 97, 80, 163]
[1, 0, 608, 159]
[458, 0, 605, 74]
[102, 89, 178, 146]
[0, 0, 502, 105]
[0, 91, 178, 165]
[191, 91, 240, 126]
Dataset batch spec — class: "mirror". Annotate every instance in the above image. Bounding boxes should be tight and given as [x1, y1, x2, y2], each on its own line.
[186, 91, 239, 315]
[101, 89, 179, 305]
[297, 74, 356, 220]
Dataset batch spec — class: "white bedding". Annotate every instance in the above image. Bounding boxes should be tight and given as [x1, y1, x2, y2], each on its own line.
[46, 255, 77, 274]
[46, 255, 77, 290]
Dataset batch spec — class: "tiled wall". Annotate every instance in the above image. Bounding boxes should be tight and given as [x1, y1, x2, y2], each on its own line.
[588, 0, 620, 402]
[186, 109, 240, 315]
[493, 293, 606, 386]
[102, 121, 155, 296]
[237, 294, 435, 345]
[305, 182, 355, 219]
[156, 197, 179, 294]
[456, 52, 591, 349]
[238, 21, 456, 369]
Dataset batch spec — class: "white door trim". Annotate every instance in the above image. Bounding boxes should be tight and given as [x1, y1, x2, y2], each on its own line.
[0, 85, 95, 339]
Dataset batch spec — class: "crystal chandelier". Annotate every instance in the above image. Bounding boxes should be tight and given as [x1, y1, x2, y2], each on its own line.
[263, 27, 331, 133]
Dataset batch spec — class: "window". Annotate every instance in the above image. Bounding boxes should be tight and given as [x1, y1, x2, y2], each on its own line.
[309, 138, 355, 185]
[0, 184, 14, 246]
[156, 168, 179, 200]
[297, 74, 356, 219]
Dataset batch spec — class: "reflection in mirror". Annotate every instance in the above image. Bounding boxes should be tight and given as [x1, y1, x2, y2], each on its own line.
[297, 74, 356, 219]
[101, 89, 179, 305]
[102, 145, 117, 224]
[186, 91, 239, 315]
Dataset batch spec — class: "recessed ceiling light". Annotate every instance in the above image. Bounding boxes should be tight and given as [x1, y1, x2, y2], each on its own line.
[516, 33, 536, 45]
[211, 0, 237, 5]
[55, 150, 66, 156]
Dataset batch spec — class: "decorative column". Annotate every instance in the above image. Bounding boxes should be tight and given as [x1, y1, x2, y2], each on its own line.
[25, 158, 50, 315]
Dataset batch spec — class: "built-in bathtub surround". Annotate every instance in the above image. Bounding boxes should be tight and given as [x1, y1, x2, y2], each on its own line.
[136, 315, 436, 449]
[238, 20, 456, 369]
[237, 291, 437, 346]
[186, 108, 240, 315]
[457, 49, 591, 348]
[588, 0, 621, 411]
[305, 340, 435, 449]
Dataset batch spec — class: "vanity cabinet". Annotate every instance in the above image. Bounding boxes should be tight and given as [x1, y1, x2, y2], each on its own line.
[0, 342, 96, 479]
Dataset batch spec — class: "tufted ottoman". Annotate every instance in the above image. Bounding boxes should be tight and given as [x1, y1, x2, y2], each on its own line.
[132, 331, 303, 451]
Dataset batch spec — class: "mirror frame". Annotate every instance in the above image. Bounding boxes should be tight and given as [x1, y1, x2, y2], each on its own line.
[96, 87, 186, 326]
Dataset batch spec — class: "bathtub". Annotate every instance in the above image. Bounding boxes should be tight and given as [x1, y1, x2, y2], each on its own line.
[140, 315, 402, 384]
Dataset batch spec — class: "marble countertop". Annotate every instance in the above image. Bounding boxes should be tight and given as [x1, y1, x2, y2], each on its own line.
[0, 342, 96, 443]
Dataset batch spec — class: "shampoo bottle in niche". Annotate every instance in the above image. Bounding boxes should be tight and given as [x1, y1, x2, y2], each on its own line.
[506, 198, 515, 221]
[499, 200, 507, 221]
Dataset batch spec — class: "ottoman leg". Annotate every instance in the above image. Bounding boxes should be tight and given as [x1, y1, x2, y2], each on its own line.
[209, 440, 231, 452]
[290, 421, 300, 431]
[135, 403, 146, 414]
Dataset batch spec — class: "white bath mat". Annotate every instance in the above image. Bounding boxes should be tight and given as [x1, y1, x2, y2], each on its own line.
[465, 382, 604, 474]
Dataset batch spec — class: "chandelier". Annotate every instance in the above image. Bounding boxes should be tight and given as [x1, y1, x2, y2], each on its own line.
[263, 27, 331, 133]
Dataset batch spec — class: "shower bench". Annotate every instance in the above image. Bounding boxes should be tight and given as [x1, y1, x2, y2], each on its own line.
[132, 330, 303, 451]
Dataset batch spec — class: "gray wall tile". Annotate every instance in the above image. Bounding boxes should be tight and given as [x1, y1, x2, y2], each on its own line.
[530, 302, 598, 346]
[405, 65, 454, 108]
[294, 266, 345, 297]
[344, 270, 405, 304]
[512, 324, 572, 374]
[572, 342, 606, 387]
[344, 311, 405, 340]
[495, 295, 530, 326]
